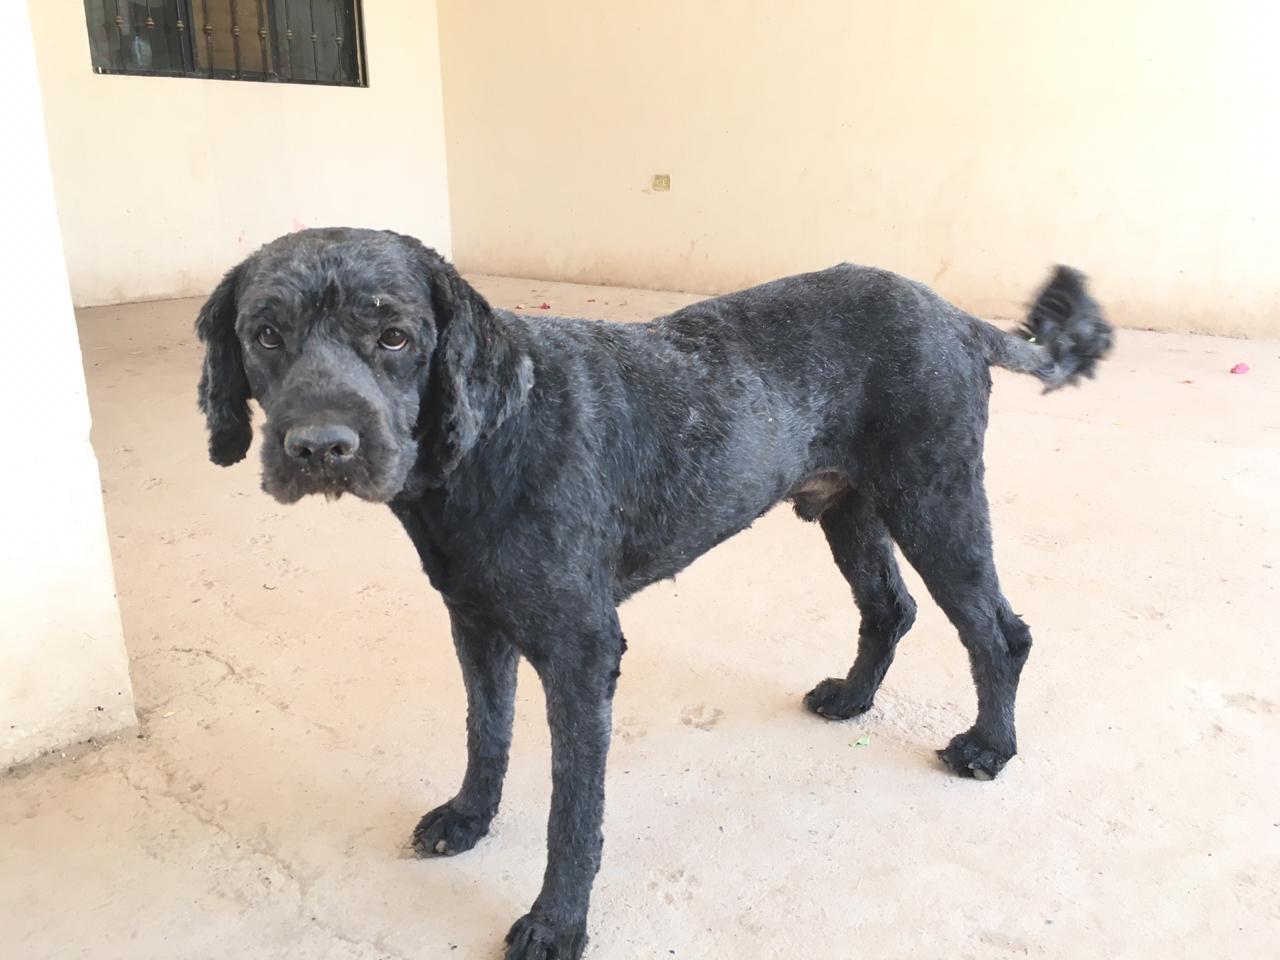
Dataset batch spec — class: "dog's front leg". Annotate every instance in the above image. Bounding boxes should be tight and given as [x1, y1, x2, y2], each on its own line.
[505, 602, 622, 960]
[413, 604, 518, 857]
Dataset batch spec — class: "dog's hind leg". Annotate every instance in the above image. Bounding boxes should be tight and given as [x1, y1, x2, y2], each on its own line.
[413, 606, 519, 857]
[804, 490, 917, 720]
[882, 471, 1032, 781]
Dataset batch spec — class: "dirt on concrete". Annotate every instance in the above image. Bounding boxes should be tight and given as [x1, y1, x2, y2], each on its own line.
[2, 276, 1277, 959]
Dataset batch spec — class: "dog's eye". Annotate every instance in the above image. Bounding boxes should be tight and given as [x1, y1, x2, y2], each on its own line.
[378, 328, 409, 351]
[255, 326, 283, 350]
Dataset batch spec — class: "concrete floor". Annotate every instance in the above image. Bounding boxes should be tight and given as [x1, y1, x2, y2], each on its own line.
[3, 275, 1278, 959]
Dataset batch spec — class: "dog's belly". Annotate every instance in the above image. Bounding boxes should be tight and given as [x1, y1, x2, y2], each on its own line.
[610, 467, 800, 601]
[603, 343, 833, 601]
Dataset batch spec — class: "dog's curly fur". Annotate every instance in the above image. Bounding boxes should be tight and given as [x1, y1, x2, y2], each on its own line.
[195, 228, 1111, 959]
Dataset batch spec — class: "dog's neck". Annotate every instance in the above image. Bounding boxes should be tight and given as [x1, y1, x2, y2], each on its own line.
[388, 376, 536, 598]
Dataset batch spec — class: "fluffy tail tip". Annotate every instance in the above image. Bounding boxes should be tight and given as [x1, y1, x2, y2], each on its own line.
[1018, 265, 1114, 391]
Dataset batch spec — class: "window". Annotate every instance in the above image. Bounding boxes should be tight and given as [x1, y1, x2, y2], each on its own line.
[83, 2, 366, 87]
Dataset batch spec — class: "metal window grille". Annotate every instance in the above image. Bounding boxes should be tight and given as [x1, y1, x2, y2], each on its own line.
[83, 1, 367, 87]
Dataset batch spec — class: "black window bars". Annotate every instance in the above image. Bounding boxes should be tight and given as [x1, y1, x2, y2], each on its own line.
[83, 1, 367, 87]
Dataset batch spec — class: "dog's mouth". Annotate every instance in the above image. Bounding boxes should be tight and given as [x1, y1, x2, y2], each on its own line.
[260, 435, 416, 506]
[263, 460, 390, 504]
[271, 462, 358, 502]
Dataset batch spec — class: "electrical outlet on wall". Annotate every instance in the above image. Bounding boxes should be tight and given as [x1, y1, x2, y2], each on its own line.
[651, 174, 671, 191]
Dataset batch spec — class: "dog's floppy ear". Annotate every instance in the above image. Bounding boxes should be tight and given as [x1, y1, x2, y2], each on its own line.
[414, 244, 533, 479]
[195, 260, 252, 466]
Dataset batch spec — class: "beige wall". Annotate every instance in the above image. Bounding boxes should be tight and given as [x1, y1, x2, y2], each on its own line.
[2, 2, 136, 768]
[29, 0, 453, 307]
[439, 1, 1280, 336]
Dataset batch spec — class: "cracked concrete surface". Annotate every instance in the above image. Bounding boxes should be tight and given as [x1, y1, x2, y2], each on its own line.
[2, 276, 1278, 959]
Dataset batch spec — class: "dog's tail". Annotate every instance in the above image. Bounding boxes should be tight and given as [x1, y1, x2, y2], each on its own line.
[977, 265, 1113, 391]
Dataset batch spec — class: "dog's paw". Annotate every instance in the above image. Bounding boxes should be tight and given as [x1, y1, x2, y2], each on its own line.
[937, 729, 1014, 781]
[803, 677, 874, 720]
[504, 913, 587, 960]
[411, 802, 490, 857]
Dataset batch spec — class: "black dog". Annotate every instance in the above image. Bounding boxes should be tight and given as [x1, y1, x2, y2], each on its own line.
[195, 228, 1111, 959]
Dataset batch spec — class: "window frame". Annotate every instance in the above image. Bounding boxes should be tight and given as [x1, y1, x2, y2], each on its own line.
[84, 1, 369, 88]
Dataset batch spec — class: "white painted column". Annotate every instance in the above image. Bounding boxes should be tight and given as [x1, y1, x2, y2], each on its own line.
[1, 1, 136, 767]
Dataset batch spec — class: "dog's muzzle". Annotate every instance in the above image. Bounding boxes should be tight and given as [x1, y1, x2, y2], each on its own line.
[261, 404, 413, 504]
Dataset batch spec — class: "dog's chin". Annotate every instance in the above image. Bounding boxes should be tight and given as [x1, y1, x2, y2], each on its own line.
[261, 460, 412, 506]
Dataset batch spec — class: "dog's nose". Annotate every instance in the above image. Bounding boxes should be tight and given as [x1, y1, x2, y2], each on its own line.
[283, 423, 359, 465]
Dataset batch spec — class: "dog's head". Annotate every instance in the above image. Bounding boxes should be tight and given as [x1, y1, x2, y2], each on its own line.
[195, 228, 531, 503]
